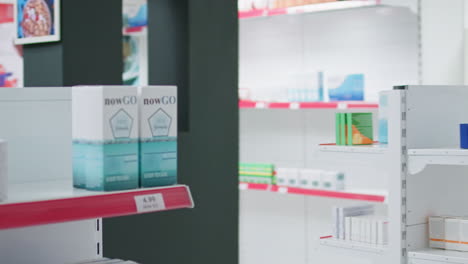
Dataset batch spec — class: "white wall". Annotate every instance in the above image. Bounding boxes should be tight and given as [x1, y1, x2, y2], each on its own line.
[420, 0, 464, 85]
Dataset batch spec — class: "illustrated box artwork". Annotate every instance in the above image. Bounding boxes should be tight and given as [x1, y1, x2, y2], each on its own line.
[15, 0, 60, 44]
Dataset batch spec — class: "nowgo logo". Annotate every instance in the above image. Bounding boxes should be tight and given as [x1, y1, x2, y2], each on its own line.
[144, 96, 177, 105]
[104, 96, 137, 105]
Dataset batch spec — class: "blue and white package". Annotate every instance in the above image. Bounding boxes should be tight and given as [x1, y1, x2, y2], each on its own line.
[72, 86, 139, 191]
[138, 86, 177, 187]
[378, 91, 389, 144]
[328, 73, 364, 101]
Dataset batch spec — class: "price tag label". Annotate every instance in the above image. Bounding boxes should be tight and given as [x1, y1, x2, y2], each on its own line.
[256, 102, 267, 109]
[134, 193, 166, 213]
[290, 102, 300, 110]
[239, 183, 248, 190]
[337, 102, 347, 110]
[278, 187, 288, 194]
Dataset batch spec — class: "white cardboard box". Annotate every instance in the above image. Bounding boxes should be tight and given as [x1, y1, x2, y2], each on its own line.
[138, 86, 177, 187]
[429, 216, 446, 249]
[72, 86, 139, 191]
[459, 218, 468, 251]
[445, 217, 461, 250]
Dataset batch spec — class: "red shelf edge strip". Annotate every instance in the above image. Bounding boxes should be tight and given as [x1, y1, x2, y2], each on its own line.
[287, 186, 385, 202]
[238, 9, 265, 19]
[124, 26, 146, 34]
[239, 100, 378, 109]
[238, 0, 378, 19]
[0, 186, 193, 230]
[240, 183, 385, 203]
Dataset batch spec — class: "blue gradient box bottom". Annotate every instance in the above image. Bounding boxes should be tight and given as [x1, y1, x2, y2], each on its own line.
[140, 138, 177, 187]
[73, 140, 139, 191]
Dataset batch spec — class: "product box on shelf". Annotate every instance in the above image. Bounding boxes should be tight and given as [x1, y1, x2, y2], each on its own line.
[299, 169, 322, 189]
[445, 217, 460, 251]
[335, 113, 345, 145]
[138, 86, 177, 187]
[239, 163, 275, 184]
[346, 113, 373, 145]
[379, 91, 390, 144]
[428, 215, 468, 251]
[376, 218, 389, 245]
[345, 215, 388, 245]
[429, 216, 446, 249]
[333, 204, 374, 240]
[327, 73, 364, 101]
[283, 168, 300, 187]
[286, 71, 324, 102]
[72, 86, 139, 191]
[335, 113, 373, 146]
[460, 218, 468, 251]
[321, 171, 345, 190]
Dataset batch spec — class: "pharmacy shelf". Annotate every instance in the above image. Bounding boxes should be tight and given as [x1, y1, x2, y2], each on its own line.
[0, 180, 194, 230]
[319, 237, 387, 254]
[239, 100, 378, 110]
[238, 0, 377, 19]
[318, 143, 387, 154]
[408, 249, 468, 264]
[408, 148, 468, 174]
[239, 182, 386, 202]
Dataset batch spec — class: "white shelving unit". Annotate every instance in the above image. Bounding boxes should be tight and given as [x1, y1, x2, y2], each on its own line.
[238, 1, 417, 264]
[238, 0, 467, 263]
[313, 85, 468, 264]
[408, 149, 468, 174]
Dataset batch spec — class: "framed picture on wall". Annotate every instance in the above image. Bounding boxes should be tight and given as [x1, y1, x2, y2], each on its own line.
[14, 0, 60, 44]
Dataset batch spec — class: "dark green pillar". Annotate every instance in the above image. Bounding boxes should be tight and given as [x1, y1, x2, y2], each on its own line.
[103, 1, 239, 264]
[23, 0, 123, 86]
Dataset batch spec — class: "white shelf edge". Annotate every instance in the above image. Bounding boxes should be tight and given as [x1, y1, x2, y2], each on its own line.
[409, 248, 468, 264]
[319, 238, 387, 254]
[318, 144, 388, 154]
[408, 148, 468, 174]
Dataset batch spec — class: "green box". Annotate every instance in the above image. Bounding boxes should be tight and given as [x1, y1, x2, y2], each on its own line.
[346, 113, 373, 145]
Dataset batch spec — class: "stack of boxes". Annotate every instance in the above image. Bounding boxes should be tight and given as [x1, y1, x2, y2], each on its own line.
[332, 205, 388, 245]
[239, 163, 275, 184]
[72, 86, 177, 191]
[336, 113, 373, 146]
[276, 168, 345, 191]
[429, 216, 468, 251]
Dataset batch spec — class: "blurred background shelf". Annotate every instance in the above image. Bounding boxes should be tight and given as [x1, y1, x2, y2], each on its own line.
[239, 100, 378, 110]
[238, 0, 378, 19]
